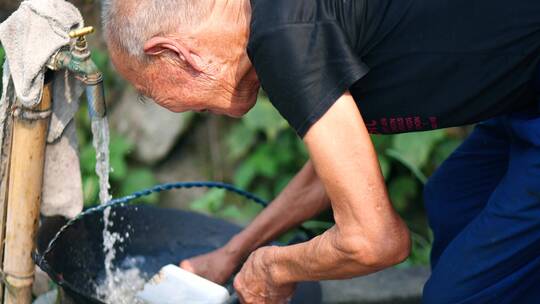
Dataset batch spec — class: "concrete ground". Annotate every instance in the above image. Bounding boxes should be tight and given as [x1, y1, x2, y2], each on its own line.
[321, 267, 430, 304]
[34, 266, 430, 304]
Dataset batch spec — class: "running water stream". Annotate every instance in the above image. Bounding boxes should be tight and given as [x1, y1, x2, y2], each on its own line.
[91, 117, 111, 205]
[90, 117, 146, 303]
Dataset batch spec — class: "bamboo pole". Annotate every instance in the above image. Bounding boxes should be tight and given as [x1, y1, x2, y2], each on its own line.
[3, 79, 52, 304]
[0, 99, 15, 303]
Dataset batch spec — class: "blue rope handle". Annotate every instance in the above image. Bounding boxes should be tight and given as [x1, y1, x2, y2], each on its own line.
[108, 181, 268, 207]
[36, 180, 317, 276]
[106, 181, 312, 245]
[37, 182, 268, 267]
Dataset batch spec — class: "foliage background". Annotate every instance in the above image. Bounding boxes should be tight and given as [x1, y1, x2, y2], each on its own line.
[0, 0, 472, 267]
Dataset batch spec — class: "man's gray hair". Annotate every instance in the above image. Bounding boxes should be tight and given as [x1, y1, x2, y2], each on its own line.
[102, 0, 213, 59]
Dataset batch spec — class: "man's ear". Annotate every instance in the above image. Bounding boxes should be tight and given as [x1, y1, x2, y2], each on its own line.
[143, 37, 203, 72]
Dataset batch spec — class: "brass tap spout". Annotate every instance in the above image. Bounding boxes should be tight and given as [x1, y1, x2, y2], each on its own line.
[47, 26, 107, 118]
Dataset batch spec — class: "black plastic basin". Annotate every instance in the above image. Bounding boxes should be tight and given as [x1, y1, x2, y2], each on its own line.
[36, 204, 322, 303]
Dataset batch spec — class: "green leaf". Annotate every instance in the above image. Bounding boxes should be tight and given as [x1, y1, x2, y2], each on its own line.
[371, 134, 392, 151]
[109, 134, 134, 181]
[110, 153, 128, 181]
[239, 202, 264, 220]
[83, 175, 99, 206]
[378, 154, 391, 180]
[234, 144, 279, 188]
[243, 95, 288, 139]
[276, 229, 307, 244]
[225, 124, 257, 161]
[405, 231, 433, 266]
[220, 204, 262, 224]
[389, 130, 446, 169]
[90, 49, 123, 91]
[119, 169, 159, 204]
[76, 104, 91, 138]
[389, 176, 418, 212]
[253, 185, 271, 203]
[252, 145, 279, 177]
[386, 150, 428, 183]
[76, 123, 89, 147]
[221, 201, 264, 225]
[295, 136, 309, 159]
[271, 135, 295, 164]
[110, 133, 134, 159]
[302, 221, 333, 231]
[91, 50, 108, 70]
[220, 205, 244, 219]
[301, 221, 334, 238]
[431, 139, 462, 169]
[80, 145, 97, 175]
[191, 189, 226, 214]
[234, 160, 258, 189]
[274, 174, 294, 195]
[387, 130, 446, 183]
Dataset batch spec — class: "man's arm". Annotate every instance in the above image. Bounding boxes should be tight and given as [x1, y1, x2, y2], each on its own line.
[226, 160, 330, 258]
[181, 160, 331, 284]
[238, 92, 410, 291]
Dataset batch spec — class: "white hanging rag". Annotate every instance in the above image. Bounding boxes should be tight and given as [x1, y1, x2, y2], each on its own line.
[0, 0, 86, 219]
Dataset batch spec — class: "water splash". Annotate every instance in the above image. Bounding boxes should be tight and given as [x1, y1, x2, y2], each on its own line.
[95, 267, 146, 304]
[100, 206, 121, 298]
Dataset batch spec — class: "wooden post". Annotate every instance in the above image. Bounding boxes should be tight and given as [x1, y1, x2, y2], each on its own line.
[0, 98, 15, 303]
[3, 79, 52, 304]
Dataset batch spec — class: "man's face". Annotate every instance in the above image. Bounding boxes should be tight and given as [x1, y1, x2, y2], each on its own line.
[110, 48, 260, 118]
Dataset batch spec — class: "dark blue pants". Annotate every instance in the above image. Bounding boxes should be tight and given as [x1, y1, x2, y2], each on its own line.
[422, 106, 540, 303]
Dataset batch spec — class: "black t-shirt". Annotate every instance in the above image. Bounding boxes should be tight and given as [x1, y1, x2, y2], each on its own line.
[248, 0, 540, 137]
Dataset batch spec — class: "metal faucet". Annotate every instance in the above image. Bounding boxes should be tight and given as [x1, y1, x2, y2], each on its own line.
[47, 26, 106, 118]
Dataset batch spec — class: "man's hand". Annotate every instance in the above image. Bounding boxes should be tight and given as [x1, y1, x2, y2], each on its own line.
[180, 246, 241, 285]
[181, 160, 330, 286]
[234, 247, 296, 304]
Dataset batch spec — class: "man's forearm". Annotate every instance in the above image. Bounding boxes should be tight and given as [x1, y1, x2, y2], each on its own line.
[264, 221, 409, 285]
[225, 160, 330, 261]
[264, 92, 410, 284]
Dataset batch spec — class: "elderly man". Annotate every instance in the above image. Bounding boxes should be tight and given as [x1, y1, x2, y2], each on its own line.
[102, 0, 540, 303]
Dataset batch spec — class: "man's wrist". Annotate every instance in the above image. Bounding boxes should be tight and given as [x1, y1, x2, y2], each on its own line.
[262, 246, 295, 286]
[224, 234, 254, 262]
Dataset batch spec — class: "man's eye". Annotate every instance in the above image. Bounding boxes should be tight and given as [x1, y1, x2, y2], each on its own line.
[137, 94, 154, 104]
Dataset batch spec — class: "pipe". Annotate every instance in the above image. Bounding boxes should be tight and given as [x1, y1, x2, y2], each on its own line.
[85, 76, 107, 119]
[3, 76, 53, 304]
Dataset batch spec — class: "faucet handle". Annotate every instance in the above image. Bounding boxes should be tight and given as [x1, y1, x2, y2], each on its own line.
[69, 26, 95, 39]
